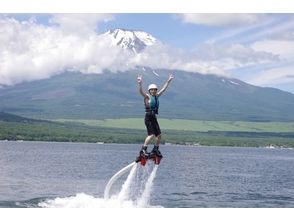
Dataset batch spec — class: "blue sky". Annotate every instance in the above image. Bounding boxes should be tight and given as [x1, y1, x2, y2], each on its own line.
[1, 13, 294, 94]
[97, 14, 219, 49]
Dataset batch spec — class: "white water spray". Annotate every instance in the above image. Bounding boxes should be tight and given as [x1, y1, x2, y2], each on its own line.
[104, 162, 136, 200]
[118, 162, 138, 201]
[104, 160, 159, 207]
[137, 165, 158, 207]
[40, 161, 160, 208]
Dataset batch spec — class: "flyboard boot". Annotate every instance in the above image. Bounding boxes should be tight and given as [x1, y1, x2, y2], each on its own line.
[150, 145, 163, 165]
[135, 146, 150, 166]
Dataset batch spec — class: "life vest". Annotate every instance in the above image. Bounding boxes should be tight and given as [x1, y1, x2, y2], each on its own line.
[145, 95, 159, 114]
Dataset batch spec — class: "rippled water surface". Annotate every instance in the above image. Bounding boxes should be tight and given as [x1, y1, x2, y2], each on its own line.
[0, 141, 294, 208]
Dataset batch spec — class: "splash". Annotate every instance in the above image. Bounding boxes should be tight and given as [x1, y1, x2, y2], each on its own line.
[39, 161, 161, 208]
[104, 162, 136, 200]
[137, 165, 158, 207]
[38, 193, 136, 208]
[117, 162, 138, 201]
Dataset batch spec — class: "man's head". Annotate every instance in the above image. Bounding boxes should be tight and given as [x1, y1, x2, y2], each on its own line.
[148, 84, 158, 94]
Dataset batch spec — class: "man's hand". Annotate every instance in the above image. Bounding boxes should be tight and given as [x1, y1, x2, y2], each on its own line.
[137, 74, 143, 85]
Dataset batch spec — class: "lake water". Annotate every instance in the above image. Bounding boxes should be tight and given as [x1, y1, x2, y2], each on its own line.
[0, 141, 294, 208]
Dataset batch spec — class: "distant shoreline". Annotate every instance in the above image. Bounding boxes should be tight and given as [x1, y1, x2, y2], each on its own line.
[1, 140, 293, 150]
[1, 114, 294, 148]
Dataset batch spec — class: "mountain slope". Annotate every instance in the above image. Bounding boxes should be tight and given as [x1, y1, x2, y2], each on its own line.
[1, 68, 294, 122]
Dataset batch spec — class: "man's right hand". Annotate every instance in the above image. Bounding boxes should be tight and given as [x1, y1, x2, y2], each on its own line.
[137, 74, 143, 84]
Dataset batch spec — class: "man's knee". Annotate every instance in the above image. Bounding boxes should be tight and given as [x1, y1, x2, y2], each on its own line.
[156, 134, 161, 139]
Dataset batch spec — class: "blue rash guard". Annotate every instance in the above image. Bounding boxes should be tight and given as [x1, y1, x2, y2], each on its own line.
[145, 95, 159, 114]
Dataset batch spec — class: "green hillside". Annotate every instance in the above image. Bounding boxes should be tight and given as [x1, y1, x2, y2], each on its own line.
[1, 112, 294, 147]
[1, 68, 294, 121]
[55, 118, 294, 133]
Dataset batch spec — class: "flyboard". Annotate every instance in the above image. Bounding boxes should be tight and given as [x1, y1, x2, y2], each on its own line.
[104, 151, 162, 200]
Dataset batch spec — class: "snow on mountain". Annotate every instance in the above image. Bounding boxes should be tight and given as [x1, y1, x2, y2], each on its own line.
[221, 78, 242, 86]
[103, 28, 157, 53]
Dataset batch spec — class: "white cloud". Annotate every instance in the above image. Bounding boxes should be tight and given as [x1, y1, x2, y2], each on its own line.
[132, 42, 278, 77]
[135, 43, 228, 75]
[0, 14, 286, 88]
[0, 16, 220, 86]
[197, 43, 278, 65]
[178, 13, 266, 28]
[240, 17, 294, 43]
[246, 39, 294, 90]
[49, 13, 114, 35]
[251, 39, 294, 60]
[0, 16, 133, 86]
[185, 14, 294, 93]
[247, 64, 294, 87]
[0, 16, 279, 87]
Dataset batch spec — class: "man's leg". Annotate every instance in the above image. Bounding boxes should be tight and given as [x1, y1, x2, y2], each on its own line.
[155, 134, 161, 146]
[144, 134, 155, 146]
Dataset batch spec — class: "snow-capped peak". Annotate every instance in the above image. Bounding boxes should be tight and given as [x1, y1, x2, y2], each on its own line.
[103, 28, 157, 53]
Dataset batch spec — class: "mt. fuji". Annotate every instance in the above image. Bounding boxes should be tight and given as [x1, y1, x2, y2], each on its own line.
[103, 28, 157, 53]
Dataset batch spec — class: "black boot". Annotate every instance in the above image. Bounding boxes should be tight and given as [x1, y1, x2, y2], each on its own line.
[151, 145, 163, 158]
[137, 146, 148, 162]
[136, 146, 149, 162]
[135, 146, 149, 164]
[140, 146, 149, 157]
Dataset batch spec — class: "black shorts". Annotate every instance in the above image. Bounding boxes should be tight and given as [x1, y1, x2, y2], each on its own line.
[144, 112, 161, 137]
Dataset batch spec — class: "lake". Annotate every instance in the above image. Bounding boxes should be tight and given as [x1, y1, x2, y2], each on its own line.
[0, 141, 294, 208]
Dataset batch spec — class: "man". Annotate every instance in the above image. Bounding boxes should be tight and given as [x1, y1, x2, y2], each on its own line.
[136, 73, 174, 162]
